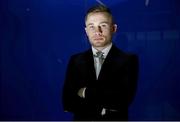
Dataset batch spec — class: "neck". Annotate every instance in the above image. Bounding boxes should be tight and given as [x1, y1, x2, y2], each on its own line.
[93, 43, 112, 51]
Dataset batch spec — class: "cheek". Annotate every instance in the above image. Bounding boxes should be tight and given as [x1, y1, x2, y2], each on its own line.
[87, 32, 94, 39]
[86, 34, 94, 42]
[86, 31, 92, 37]
[103, 31, 111, 37]
[87, 34, 92, 40]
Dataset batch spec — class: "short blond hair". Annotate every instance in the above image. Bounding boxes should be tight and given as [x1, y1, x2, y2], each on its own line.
[85, 5, 114, 23]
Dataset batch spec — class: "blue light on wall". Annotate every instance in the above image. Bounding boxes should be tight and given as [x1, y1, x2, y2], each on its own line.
[0, 0, 180, 120]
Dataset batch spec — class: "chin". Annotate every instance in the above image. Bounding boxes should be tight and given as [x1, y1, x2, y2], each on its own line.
[94, 42, 102, 45]
[94, 44, 105, 48]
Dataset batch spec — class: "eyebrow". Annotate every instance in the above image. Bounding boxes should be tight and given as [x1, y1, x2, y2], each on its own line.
[86, 21, 110, 26]
[100, 21, 109, 24]
[86, 23, 94, 26]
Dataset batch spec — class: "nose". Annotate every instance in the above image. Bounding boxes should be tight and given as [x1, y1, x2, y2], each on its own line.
[95, 26, 102, 35]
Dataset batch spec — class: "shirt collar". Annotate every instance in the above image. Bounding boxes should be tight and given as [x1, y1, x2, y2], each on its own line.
[92, 43, 112, 59]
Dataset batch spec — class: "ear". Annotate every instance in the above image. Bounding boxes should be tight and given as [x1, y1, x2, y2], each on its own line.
[112, 24, 117, 33]
[85, 27, 89, 36]
[85, 27, 87, 33]
[84, 27, 87, 34]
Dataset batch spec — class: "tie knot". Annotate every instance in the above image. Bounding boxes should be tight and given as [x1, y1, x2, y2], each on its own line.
[95, 51, 104, 58]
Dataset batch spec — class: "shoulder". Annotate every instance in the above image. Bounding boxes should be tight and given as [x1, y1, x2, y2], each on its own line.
[68, 49, 91, 62]
[125, 52, 138, 61]
[122, 51, 139, 67]
[111, 45, 138, 62]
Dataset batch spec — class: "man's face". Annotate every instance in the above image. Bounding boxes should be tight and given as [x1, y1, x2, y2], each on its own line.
[85, 12, 117, 49]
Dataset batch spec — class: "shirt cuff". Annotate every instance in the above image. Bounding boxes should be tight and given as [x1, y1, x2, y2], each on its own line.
[101, 108, 106, 116]
[82, 87, 86, 98]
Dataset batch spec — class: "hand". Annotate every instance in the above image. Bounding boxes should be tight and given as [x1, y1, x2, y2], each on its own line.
[77, 87, 86, 98]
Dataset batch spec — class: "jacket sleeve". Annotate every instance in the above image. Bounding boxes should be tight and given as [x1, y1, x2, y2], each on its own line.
[127, 54, 139, 106]
[62, 56, 75, 112]
[62, 55, 84, 113]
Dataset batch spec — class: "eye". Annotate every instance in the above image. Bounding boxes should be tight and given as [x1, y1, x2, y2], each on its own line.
[88, 25, 95, 30]
[100, 23, 109, 28]
[101, 24, 107, 27]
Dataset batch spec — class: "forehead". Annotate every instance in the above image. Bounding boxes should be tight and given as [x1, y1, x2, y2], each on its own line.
[85, 12, 112, 24]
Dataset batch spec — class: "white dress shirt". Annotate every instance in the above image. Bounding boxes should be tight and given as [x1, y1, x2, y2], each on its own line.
[92, 43, 112, 79]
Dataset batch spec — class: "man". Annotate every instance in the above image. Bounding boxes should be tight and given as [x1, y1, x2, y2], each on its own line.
[62, 4, 139, 121]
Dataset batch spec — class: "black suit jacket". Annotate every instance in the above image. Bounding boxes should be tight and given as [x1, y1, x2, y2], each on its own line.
[62, 45, 139, 121]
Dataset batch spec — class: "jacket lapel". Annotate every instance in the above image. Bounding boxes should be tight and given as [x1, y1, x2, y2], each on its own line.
[84, 49, 97, 81]
[98, 45, 124, 80]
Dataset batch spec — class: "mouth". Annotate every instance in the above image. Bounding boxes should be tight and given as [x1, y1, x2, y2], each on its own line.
[93, 37, 104, 41]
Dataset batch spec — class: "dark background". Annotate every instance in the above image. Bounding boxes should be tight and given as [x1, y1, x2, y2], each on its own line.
[1, 0, 180, 120]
